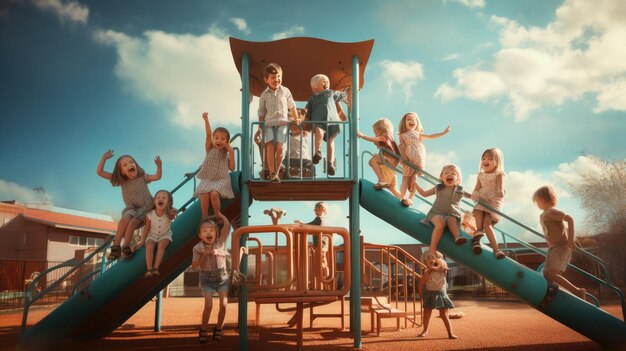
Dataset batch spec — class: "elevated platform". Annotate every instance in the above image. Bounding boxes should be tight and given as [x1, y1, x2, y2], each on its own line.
[248, 180, 354, 201]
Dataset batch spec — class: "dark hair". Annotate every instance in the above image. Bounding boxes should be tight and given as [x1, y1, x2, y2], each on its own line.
[213, 127, 231, 141]
[110, 155, 145, 186]
[263, 63, 282, 78]
[148, 190, 174, 213]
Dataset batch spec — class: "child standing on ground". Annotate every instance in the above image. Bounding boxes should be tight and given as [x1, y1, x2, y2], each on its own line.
[471, 148, 506, 259]
[192, 212, 233, 343]
[305, 74, 349, 176]
[414, 164, 469, 253]
[295, 202, 330, 279]
[418, 250, 458, 339]
[533, 185, 586, 300]
[357, 118, 401, 198]
[97, 150, 161, 260]
[194, 112, 235, 222]
[136, 190, 177, 277]
[257, 63, 300, 183]
[398, 112, 450, 207]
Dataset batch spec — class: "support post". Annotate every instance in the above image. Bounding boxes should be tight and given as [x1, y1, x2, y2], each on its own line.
[154, 290, 162, 332]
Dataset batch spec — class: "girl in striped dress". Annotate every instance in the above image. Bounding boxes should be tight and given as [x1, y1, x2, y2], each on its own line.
[194, 112, 235, 222]
[97, 150, 162, 260]
[413, 164, 470, 254]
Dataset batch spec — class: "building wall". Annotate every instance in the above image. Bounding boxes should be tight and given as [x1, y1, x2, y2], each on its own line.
[0, 216, 49, 261]
[47, 229, 109, 262]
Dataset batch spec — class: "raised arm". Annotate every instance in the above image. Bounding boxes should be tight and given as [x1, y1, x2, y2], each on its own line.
[217, 212, 231, 245]
[96, 149, 114, 180]
[421, 124, 451, 140]
[146, 156, 162, 182]
[202, 112, 212, 153]
[225, 139, 236, 171]
[356, 132, 385, 144]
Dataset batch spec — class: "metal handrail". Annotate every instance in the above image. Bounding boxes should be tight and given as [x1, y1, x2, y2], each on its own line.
[378, 147, 624, 319]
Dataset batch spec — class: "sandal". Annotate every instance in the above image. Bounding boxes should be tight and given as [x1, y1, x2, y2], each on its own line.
[270, 172, 281, 183]
[312, 150, 322, 164]
[417, 331, 428, 337]
[373, 182, 389, 190]
[122, 246, 133, 258]
[107, 245, 121, 261]
[400, 199, 413, 207]
[494, 250, 506, 260]
[454, 237, 467, 245]
[144, 270, 154, 279]
[213, 327, 222, 341]
[472, 237, 482, 255]
[474, 230, 485, 240]
[327, 160, 336, 176]
[198, 328, 209, 344]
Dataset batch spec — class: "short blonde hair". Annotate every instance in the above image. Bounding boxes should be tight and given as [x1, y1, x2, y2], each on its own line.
[314, 202, 328, 212]
[480, 148, 505, 173]
[533, 185, 558, 206]
[373, 118, 393, 135]
[310, 74, 329, 89]
[440, 164, 463, 185]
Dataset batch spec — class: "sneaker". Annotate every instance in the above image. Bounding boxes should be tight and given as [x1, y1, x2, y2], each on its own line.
[327, 160, 336, 176]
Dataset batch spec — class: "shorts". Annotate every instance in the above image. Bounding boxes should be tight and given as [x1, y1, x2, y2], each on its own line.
[263, 125, 288, 144]
[545, 245, 572, 274]
[200, 268, 229, 295]
[146, 231, 173, 243]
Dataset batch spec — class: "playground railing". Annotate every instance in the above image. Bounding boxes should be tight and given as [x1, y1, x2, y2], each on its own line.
[375, 147, 625, 321]
[250, 121, 351, 181]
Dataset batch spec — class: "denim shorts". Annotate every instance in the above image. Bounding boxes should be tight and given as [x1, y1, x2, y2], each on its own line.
[200, 268, 229, 295]
[263, 125, 288, 144]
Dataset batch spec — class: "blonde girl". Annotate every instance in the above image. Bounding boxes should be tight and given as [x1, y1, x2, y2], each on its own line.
[97, 150, 161, 260]
[418, 250, 458, 339]
[136, 190, 177, 277]
[470, 148, 506, 259]
[192, 213, 231, 343]
[414, 164, 469, 253]
[398, 112, 451, 206]
[194, 112, 235, 222]
[356, 118, 401, 198]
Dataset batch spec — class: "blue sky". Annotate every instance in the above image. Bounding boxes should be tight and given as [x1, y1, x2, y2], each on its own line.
[1, 0, 624, 246]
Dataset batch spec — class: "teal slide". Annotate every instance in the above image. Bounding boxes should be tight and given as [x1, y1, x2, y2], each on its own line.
[359, 179, 626, 349]
[20, 172, 244, 349]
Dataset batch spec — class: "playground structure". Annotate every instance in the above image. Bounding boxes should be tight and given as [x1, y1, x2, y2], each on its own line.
[18, 37, 626, 351]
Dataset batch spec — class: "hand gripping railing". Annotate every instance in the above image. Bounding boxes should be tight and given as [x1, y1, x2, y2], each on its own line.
[372, 147, 625, 321]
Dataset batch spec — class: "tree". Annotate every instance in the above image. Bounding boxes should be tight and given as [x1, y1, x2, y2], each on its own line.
[567, 156, 626, 286]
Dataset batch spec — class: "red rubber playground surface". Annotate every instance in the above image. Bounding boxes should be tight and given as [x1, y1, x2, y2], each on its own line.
[2, 297, 624, 351]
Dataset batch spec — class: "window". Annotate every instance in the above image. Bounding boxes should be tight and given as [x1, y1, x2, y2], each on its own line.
[69, 235, 102, 247]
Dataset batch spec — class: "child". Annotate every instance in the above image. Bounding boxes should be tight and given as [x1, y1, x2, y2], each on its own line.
[418, 250, 458, 339]
[192, 212, 232, 343]
[414, 164, 469, 253]
[305, 74, 349, 176]
[533, 185, 586, 299]
[357, 118, 401, 198]
[471, 148, 506, 259]
[97, 150, 161, 260]
[194, 112, 235, 222]
[283, 123, 314, 178]
[257, 63, 300, 183]
[295, 202, 330, 279]
[136, 190, 177, 277]
[398, 112, 451, 207]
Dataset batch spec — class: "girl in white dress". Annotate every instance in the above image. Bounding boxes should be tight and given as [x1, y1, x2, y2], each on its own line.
[470, 148, 506, 259]
[137, 190, 177, 277]
[398, 112, 450, 207]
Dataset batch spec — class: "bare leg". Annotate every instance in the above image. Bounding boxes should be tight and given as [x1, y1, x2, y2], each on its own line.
[544, 270, 586, 299]
[200, 193, 210, 218]
[216, 291, 229, 330]
[400, 175, 410, 199]
[446, 217, 461, 240]
[201, 295, 214, 330]
[145, 240, 155, 271]
[265, 141, 276, 175]
[473, 209, 485, 234]
[439, 309, 457, 339]
[369, 155, 386, 183]
[275, 142, 285, 172]
[327, 134, 335, 163]
[209, 191, 221, 218]
[430, 216, 445, 253]
[113, 215, 132, 246]
[314, 128, 323, 154]
[483, 213, 499, 251]
[418, 308, 433, 336]
[123, 218, 142, 248]
[153, 240, 170, 270]
[388, 176, 402, 199]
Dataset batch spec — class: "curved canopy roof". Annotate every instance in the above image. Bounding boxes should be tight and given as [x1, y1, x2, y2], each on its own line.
[229, 37, 375, 101]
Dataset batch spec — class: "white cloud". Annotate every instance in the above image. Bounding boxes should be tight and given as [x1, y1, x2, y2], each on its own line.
[379, 60, 424, 103]
[452, 0, 485, 9]
[229, 17, 250, 35]
[93, 28, 243, 129]
[442, 53, 460, 61]
[271, 26, 305, 40]
[31, 0, 88, 24]
[437, 0, 626, 120]
[552, 155, 603, 186]
[0, 179, 52, 204]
